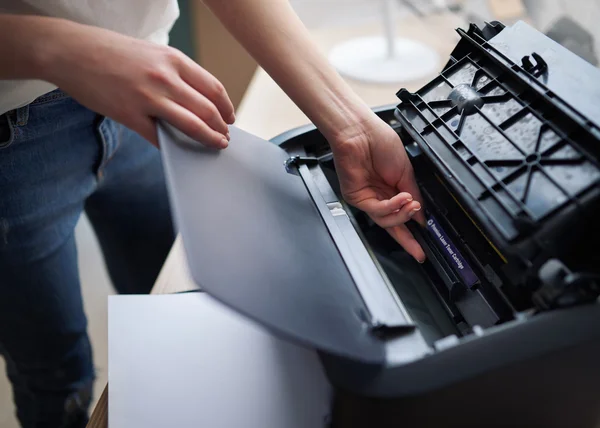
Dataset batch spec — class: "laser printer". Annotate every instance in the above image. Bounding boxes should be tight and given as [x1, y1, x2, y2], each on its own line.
[158, 20, 600, 427]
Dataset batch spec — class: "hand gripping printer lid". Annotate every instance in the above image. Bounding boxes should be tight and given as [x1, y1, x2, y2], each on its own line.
[158, 21, 600, 427]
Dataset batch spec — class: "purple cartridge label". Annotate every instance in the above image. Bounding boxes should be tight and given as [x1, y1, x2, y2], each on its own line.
[426, 215, 479, 288]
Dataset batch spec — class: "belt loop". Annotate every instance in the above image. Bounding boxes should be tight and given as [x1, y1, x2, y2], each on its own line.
[15, 105, 30, 127]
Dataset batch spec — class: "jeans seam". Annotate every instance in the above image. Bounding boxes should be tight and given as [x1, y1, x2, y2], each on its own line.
[95, 117, 110, 180]
[29, 91, 70, 106]
[95, 118, 124, 179]
[104, 123, 123, 165]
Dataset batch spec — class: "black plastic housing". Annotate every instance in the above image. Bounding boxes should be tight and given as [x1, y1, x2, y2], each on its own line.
[393, 20, 600, 327]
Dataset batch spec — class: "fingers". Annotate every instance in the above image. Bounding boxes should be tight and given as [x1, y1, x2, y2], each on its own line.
[358, 193, 422, 229]
[355, 192, 425, 262]
[359, 192, 414, 217]
[174, 82, 230, 137]
[145, 48, 233, 146]
[158, 100, 229, 149]
[179, 57, 236, 125]
[375, 200, 422, 229]
[398, 164, 427, 226]
[387, 225, 426, 263]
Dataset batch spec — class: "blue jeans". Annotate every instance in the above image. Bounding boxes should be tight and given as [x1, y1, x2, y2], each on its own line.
[0, 89, 175, 427]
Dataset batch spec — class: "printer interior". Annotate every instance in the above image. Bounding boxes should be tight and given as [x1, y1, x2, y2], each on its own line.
[277, 21, 600, 348]
[295, 116, 599, 347]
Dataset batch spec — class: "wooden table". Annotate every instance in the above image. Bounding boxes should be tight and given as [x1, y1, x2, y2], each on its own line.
[86, 13, 464, 427]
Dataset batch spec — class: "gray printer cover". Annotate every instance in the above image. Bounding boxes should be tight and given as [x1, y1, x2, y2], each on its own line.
[158, 124, 385, 363]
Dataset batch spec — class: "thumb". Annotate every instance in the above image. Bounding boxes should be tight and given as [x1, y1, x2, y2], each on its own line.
[398, 165, 426, 226]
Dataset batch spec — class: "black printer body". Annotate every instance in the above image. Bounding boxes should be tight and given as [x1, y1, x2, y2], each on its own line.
[159, 21, 600, 427]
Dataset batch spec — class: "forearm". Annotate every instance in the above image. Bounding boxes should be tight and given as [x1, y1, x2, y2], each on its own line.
[0, 14, 70, 82]
[202, 0, 377, 143]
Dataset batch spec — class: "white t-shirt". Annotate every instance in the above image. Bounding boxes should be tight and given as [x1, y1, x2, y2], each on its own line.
[0, 1, 180, 115]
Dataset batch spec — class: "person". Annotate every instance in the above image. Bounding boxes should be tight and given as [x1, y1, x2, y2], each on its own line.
[0, 0, 426, 426]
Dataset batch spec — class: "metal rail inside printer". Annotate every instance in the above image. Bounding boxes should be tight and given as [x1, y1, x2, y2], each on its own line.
[274, 21, 600, 346]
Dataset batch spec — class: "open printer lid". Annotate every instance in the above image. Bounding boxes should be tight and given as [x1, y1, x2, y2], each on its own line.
[158, 124, 413, 364]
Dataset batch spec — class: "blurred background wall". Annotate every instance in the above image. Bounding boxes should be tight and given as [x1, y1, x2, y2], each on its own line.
[168, 0, 257, 109]
[168, 0, 599, 111]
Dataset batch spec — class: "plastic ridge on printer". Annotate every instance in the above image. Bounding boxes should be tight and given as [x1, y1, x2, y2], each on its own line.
[158, 19, 600, 427]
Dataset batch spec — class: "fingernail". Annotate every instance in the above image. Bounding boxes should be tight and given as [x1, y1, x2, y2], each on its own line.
[418, 258, 426, 264]
[408, 206, 421, 218]
[226, 131, 230, 141]
[396, 198, 413, 212]
[229, 113, 236, 124]
[220, 138, 228, 148]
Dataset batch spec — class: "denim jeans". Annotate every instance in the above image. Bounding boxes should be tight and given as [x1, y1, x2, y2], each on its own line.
[0, 89, 175, 427]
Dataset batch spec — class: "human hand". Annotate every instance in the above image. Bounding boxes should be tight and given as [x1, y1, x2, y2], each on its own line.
[42, 21, 235, 148]
[331, 117, 426, 262]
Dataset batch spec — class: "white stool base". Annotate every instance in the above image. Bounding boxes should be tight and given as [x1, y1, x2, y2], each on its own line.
[328, 36, 440, 84]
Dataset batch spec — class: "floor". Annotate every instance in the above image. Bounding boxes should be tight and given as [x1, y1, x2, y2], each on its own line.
[1, 1, 596, 427]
